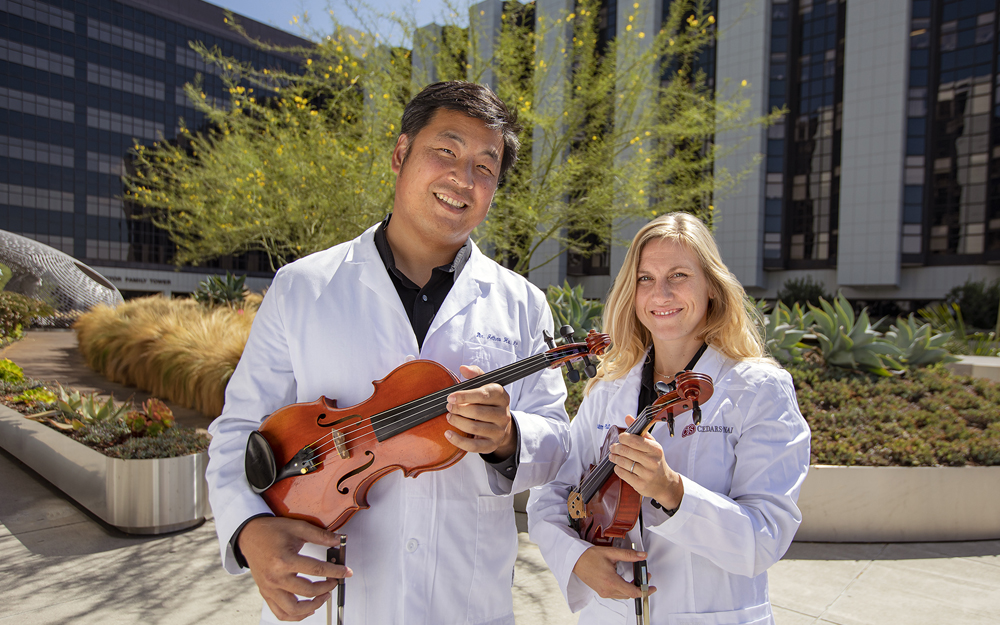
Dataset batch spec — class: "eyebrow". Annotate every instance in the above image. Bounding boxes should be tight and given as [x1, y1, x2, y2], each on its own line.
[438, 130, 501, 164]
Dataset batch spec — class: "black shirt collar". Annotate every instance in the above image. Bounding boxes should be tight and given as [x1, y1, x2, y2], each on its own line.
[373, 213, 471, 286]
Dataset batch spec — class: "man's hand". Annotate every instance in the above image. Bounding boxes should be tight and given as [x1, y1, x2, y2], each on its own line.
[443, 364, 516, 459]
[238, 516, 353, 622]
[572, 546, 657, 600]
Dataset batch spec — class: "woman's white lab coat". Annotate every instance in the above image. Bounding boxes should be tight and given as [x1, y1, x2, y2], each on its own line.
[207, 224, 570, 625]
[527, 346, 810, 624]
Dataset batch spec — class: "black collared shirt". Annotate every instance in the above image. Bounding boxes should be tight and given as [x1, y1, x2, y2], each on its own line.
[374, 214, 520, 477]
[373, 213, 471, 350]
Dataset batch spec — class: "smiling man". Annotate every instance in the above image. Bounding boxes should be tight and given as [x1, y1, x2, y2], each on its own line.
[206, 81, 571, 624]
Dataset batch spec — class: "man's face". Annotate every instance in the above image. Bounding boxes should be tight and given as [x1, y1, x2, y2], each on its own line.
[390, 108, 504, 252]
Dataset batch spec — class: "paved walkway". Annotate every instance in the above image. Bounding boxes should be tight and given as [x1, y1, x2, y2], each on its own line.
[2, 330, 999, 624]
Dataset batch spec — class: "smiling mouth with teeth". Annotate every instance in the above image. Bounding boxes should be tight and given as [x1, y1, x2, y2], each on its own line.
[435, 193, 467, 208]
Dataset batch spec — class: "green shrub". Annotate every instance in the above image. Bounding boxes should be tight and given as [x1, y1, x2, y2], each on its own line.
[945, 278, 999, 331]
[776, 276, 832, 308]
[70, 418, 210, 459]
[546, 281, 603, 341]
[12, 386, 57, 408]
[0, 358, 24, 383]
[790, 362, 1000, 467]
[0, 292, 54, 344]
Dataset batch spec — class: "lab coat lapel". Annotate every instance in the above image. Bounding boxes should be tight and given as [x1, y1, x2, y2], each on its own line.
[424, 241, 490, 346]
[347, 226, 413, 333]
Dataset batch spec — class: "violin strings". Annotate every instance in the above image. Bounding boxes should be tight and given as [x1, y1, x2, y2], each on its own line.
[295, 352, 566, 465]
[575, 403, 659, 498]
[299, 354, 559, 467]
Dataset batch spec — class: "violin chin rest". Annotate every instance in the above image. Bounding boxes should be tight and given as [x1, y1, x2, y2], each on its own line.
[245, 430, 277, 494]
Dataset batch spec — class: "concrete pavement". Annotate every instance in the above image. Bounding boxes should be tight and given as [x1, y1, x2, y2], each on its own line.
[2, 330, 1000, 623]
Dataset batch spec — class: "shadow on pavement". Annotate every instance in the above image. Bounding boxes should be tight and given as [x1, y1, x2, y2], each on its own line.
[785, 539, 1000, 561]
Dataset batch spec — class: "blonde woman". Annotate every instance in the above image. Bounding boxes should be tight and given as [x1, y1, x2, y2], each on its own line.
[528, 213, 810, 624]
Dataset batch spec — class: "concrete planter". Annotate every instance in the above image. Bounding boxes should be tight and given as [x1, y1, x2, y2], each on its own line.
[796, 464, 1000, 542]
[514, 465, 1000, 542]
[0, 404, 208, 534]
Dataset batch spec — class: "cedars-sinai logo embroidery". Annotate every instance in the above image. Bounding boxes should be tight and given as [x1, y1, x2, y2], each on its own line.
[682, 424, 697, 438]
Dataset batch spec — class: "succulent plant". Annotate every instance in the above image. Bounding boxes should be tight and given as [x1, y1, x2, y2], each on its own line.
[13, 386, 57, 407]
[125, 397, 176, 436]
[763, 301, 811, 364]
[885, 314, 960, 367]
[808, 293, 903, 376]
[546, 280, 603, 341]
[55, 385, 131, 430]
[193, 272, 247, 308]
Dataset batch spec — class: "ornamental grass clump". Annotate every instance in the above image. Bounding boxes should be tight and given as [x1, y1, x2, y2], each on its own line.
[74, 294, 258, 417]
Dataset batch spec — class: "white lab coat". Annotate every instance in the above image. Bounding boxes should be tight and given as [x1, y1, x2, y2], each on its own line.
[207, 224, 570, 625]
[527, 346, 810, 625]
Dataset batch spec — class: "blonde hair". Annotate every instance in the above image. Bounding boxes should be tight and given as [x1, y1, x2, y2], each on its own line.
[589, 212, 772, 390]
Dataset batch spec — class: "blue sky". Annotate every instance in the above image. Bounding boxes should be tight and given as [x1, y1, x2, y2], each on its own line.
[207, 0, 470, 44]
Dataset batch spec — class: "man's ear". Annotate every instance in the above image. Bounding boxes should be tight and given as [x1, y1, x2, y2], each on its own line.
[391, 134, 410, 174]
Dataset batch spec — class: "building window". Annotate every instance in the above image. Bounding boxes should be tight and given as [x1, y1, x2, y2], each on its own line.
[925, 0, 999, 259]
[785, 0, 845, 266]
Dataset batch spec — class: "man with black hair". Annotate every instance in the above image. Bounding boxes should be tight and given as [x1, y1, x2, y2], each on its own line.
[207, 81, 570, 624]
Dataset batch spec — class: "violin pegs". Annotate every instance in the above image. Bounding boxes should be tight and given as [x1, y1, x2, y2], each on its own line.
[559, 325, 576, 342]
[543, 329, 556, 349]
[566, 363, 581, 383]
[692, 399, 701, 425]
[667, 416, 675, 437]
[582, 355, 597, 378]
[654, 381, 670, 396]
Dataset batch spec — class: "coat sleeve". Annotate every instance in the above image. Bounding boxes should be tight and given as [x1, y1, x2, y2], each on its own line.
[525, 386, 606, 613]
[206, 271, 299, 574]
[646, 369, 811, 578]
[488, 289, 571, 495]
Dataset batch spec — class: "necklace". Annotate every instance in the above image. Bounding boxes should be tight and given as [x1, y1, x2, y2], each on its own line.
[653, 366, 674, 380]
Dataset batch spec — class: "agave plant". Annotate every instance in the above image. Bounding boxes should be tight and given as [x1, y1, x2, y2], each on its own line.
[884, 314, 959, 367]
[193, 272, 247, 308]
[808, 293, 903, 376]
[762, 301, 811, 364]
[55, 385, 131, 430]
[546, 281, 603, 341]
[919, 302, 999, 357]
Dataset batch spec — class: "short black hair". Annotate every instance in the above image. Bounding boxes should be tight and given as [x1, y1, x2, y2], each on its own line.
[399, 81, 522, 181]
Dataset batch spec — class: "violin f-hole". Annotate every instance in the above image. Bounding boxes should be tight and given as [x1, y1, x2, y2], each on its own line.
[337, 451, 376, 495]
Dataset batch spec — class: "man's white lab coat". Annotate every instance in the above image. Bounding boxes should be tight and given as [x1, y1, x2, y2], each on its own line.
[528, 346, 810, 624]
[208, 224, 570, 624]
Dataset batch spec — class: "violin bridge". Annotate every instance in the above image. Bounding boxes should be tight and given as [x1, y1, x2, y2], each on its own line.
[331, 429, 349, 459]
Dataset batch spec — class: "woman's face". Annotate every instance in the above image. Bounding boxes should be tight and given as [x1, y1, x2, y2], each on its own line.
[633, 238, 713, 352]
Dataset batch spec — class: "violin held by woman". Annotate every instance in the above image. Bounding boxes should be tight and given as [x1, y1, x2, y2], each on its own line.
[527, 213, 811, 625]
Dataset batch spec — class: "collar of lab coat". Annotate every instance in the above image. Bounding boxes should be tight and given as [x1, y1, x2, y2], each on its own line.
[603, 344, 729, 418]
[346, 223, 496, 351]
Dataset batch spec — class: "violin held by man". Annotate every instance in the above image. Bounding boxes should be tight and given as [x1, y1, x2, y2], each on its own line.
[207, 81, 578, 624]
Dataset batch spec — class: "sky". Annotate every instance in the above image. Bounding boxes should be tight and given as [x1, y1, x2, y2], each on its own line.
[206, 0, 470, 44]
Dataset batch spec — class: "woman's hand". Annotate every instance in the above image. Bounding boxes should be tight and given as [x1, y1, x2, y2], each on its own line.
[572, 545, 656, 600]
[609, 415, 684, 509]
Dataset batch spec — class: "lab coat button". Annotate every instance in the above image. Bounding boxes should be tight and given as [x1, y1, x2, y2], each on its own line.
[404, 354, 416, 362]
[406, 539, 419, 552]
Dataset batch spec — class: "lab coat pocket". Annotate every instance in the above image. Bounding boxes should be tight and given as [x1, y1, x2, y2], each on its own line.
[467, 494, 518, 622]
[668, 602, 773, 625]
[463, 340, 517, 373]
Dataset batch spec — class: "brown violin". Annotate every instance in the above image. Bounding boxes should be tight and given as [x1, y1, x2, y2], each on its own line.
[244, 328, 611, 531]
[567, 371, 714, 546]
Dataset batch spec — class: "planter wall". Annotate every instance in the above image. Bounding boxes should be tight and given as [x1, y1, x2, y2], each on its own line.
[0, 404, 208, 534]
[796, 464, 1000, 542]
[513, 465, 1000, 542]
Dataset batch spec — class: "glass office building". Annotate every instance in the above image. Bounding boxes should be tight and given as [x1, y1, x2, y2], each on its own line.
[0, 0, 307, 296]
